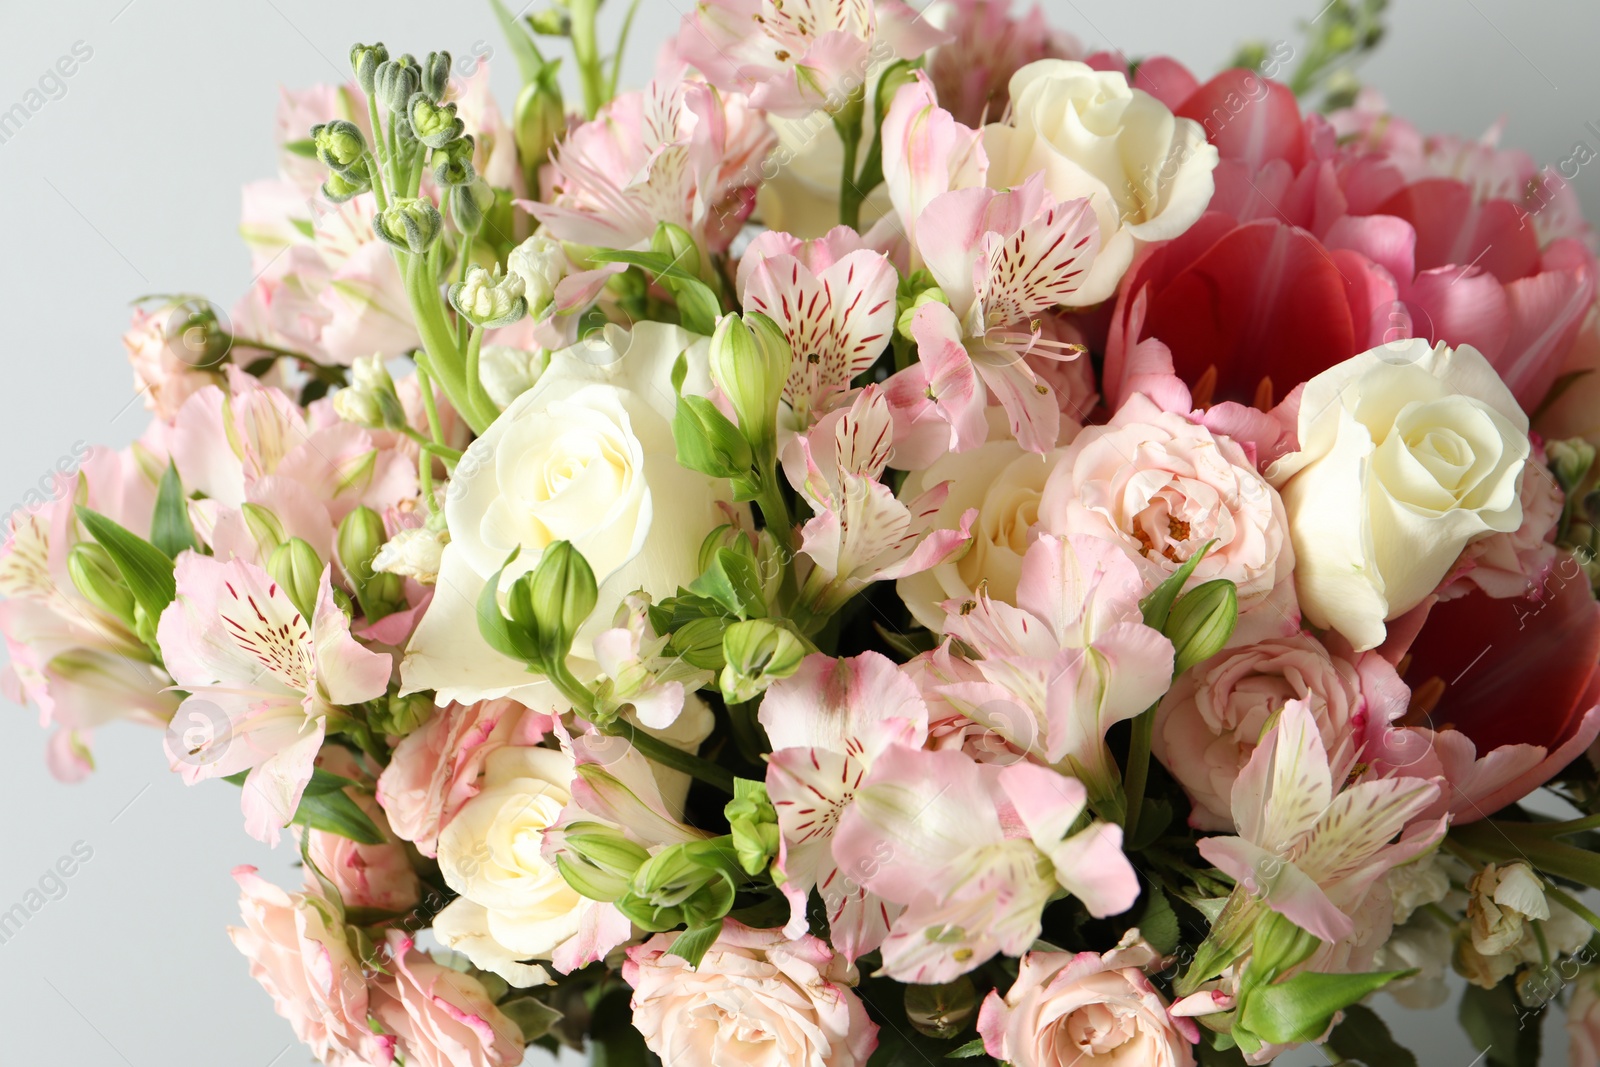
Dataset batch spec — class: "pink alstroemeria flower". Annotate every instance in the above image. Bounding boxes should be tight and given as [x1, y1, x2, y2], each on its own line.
[760, 651, 930, 961]
[737, 227, 899, 429]
[1197, 698, 1446, 943]
[782, 385, 976, 613]
[158, 555, 393, 844]
[885, 175, 1100, 463]
[933, 533, 1175, 800]
[880, 72, 988, 268]
[834, 745, 1138, 983]
[676, 0, 949, 119]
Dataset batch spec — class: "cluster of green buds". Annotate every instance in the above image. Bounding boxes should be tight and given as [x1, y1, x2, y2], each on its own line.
[554, 822, 652, 903]
[724, 779, 781, 877]
[895, 269, 949, 341]
[615, 838, 742, 934]
[478, 541, 598, 692]
[719, 619, 805, 705]
[374, 197, 445, 254]
[368, 691, 435, 738]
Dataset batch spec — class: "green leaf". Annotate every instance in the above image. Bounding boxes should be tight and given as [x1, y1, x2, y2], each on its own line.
[499, 997, 563, 1044]
[487, 0, 546, 84]
[591, 248, 723, 336]
[945, 1038, 988, 1059]
[1136, 884, 1181, 955]
[75, 506, 176, 621]
[283, 137, 319, 159]
[1139, 539, 1214, 630]
[1240, 969, 1412, 1045]
[1460, 980, 1543, 1067]
[151, 462, 198, 558]
[667, 923, 722, 969]
[1327, 1003, 1418, 1067]
[688, 548, 768, 620]
[476, 550, 539, 666]
[292, 787, 386, 845]
[300, 767, 360, 797]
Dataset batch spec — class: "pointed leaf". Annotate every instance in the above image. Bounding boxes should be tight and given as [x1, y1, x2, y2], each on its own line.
[666, 923, 722, 969]
[1140, 540, 1215, 629]
[292, 788, 386, 845]
[1327, 1003, 1418, 1067]
[75, 505, 176, 620]
[152, 462, 198, 558]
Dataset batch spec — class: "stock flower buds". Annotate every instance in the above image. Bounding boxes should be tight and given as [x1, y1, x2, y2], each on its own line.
[374, 197, 443, 254]
[452, 177, 494, 236]
[431, 134, 476, 186]
[449, 265, 527, 329]
[320, 167, 370, 203]
[708, 312, 793, 460]
[408, 94, 464, 149]
[422, 50, 451, 101]
[374, 55, 420, 113]
[349, 42, 388, 93]
[333, 355, 407, 430]
[719, 619, 805, 704]
[267, 537, 324, 620]
[1163, 579, 1239, 678]
[310, 120, 367, 174]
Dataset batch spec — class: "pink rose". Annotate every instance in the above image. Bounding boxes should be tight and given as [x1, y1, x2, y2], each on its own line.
[228, 866, 396, 1066]
[306, 749, 422, 915]
[1038, 393, 1295, 613]
[1438, 438, 1563, 601]
[370, 933, 524, 1067]
[1152, 631, 1409, 829]
[624, 921, 878, 1067]
[375, 699, 545, 857]
[977, 938, 1197, 1067]
[1570, 970, 1600, 1067]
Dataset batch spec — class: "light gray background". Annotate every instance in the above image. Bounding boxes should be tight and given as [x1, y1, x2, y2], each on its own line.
[1, 0, 1597, 1063]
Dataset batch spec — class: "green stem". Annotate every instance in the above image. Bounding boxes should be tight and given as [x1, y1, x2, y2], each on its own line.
[607, 0, 644, 100]
[570, 0, 606, 119]
[1547, 885, 1600, 936]
[404, 256, 493, 434]
[834, 109, 864, 231]
[752, 460, 795, 557]
[1122, 702, 1158, 844]
[456, 228, 476, 350]
[1451, 821, 1600, 891]
[465, 325, 491, 424]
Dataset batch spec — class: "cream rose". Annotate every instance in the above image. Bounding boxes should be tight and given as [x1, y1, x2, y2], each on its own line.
[402, 322, 738, 707]
[977, 936, 1196, 1067]
[433, 745, 581, 987]
[983, 60, 1218, 305]
[896, 433, 1065, 630]
[624, 921, 879, 1067]
[1269, 339, 1531, 651]
[1038, 393, 1293, 612]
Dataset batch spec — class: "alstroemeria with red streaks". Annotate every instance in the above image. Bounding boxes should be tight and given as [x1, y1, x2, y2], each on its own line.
[736, 227, 899, 429]
[886, 175, 1099, 461]
[675, 0, 949, 119]
[782, 385, 976, 613]
[832, 745, 1138, 983]
[1197, 699, 1446, 944]
[157, 554, 393, 844]
[879, 72, 988, 269]
[932, 533, 1175, 800]
[760, 651, 929, 961]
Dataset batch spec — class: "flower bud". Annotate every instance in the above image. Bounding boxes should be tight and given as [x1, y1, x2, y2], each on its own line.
[68, 542, 136, 623]
[719, 619, 805, 704]
[873, 60, 922, 126]
[240, 503, 287, 559]
[498, 541, 599, 669]
[668, 617, 729, 672]
[373, 526, 449, 586]
[375, 197, 444, 254]
[1550, 438, 1596, 496]
[374, 55, 420, 114]
[311, 120, 368, 174]
[369, 692, 434, 738]
[708, 312, 792, 459]
[527, 7, 572, 35]
[350, 42, 389, 93]
[1243, 910, 1321, 990]
[506, 234, 566, 320]
[408, 93, 465, 149]
[904, 978, 978, 1040]
[431, 135, 477, 187]
[651, 222, 702, 280]
[674, 395, 753, 480]
[321, 167, 371, 204]
[334, 355, 407, 430]
[422, 51, 452, 102]
[617, 840, 737, 932]
[449, 265, 528, 329]
[514, 74, 565, 179]
[452, 177, 494, 237]
[1468, 861, 1549, 957]
[268, 537, 324, 620]
[556, 822, 651, 902]
[1164, 578, 1238, 677]
[724, 780, 780, 877]
[338, 506, 405, 621]
[896, 270, 949, 341]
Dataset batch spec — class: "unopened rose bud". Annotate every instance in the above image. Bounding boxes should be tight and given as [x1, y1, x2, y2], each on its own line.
[268, 537, 324, 620]
[449, 265, 528, 329]
[452, 177, 494, 236]
[421, 51, 452, 102]
[719, 619, 804, 704]
[1164, 578, 1238, 676]
[68, 543, 136, 623]
[311, 120, 368, 174]
[375, 197, 444, 254]
[374, 55, 420, 114]
[708, 312, 792, 460]
[349, 42, 389, 93]
[408, 93, 465, 149]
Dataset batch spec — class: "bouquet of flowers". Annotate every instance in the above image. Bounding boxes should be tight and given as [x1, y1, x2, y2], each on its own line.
[13, 0, 1600, 1063]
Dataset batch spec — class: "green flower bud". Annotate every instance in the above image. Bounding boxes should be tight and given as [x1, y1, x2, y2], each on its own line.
[668, 616, 729, 671]
[1549, 438, 1596, 496]
[494, 541, 599, 669]
[725, 780, 780, 877]
[240, 503, 287, 559]
[719, 619, 805, 704]
[1243, 910, 1322, 989]
[268, 537, 324, 620]
[310, 120, 368, 174]
[449, 264, 528, 329]
[904, 977, 978, 1040]
[708, 312, 793, 460]
[651, 222, 702, 279]
[556, 822, 651, 902]
[369, 692, 434, 738]
[527, 7, 572, 35]
[333, 355, 407, 431]
[514, 75, 565, 178]
[617, 840, 737, 932]
[432, 135, 477, 187]
[374, 197, 444, 254]
[408, 93, 465, 149]
[1164, 578, 1238, 677]
[452, 178, 494, 237]
[422, 51, 452, 102]
[336, 506, 405, 623]
[374, 55, 420, 114]
[674, 395, 753, 480]
[321, 166, 371, 204]
[349, 42, 389, 94]
[873, 60, 922, 126]
[896, 270, 950, 341]
[68, 542, 136, 623]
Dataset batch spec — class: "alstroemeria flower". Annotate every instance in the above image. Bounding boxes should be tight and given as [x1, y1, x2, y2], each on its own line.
[760, 651, 930, 961]
[782, 385, 976, 613]
[736, 227, 899, 429]
[1198, 698, 1446, 943]
[885, 175, 1100, 462]
[833, 745, 1138, 983]
[158, 555, 393, 843]
[880, 73, 988, 267]
[934, 533, 1175, 799]
[676, 0, 949, 119]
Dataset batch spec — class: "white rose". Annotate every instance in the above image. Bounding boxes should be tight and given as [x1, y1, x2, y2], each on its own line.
[1269, 340, 1530, 651]
[402, 322, 738, 707]
[982, 60, 1217, 306]
[896, 433, 1064, 631]
[478, 345, 549, 410]
[433, 745, 578, 987]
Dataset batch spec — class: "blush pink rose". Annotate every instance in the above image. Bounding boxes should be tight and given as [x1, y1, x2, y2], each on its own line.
[623, 921, 878, 1067]
[307, 749, 422, 915]
[977, 936, 1197, 1067]
[1152, 632, 1410, 830]
[374, 699, 547, 858]
[1038, 392, 1294, 613]
[228, 866, 397, 1067]
[370, 933, 524, 1067]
